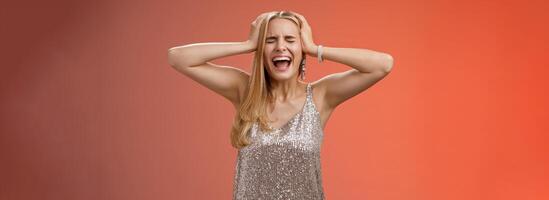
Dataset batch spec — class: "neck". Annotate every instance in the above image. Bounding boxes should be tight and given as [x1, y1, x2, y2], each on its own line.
[269, 79, 305, 102]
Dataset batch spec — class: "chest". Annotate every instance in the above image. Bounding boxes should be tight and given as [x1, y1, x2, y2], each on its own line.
[266, 95, 307, 129]
[266, 89, 334, 131]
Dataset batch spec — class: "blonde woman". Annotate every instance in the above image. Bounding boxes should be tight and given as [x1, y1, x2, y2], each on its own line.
[168, 11, 393, 200]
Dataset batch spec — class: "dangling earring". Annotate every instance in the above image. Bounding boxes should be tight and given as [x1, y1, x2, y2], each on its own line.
[300, 58, 306, 80]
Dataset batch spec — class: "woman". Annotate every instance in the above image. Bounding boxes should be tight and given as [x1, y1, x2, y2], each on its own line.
[168, 11, 393, 200]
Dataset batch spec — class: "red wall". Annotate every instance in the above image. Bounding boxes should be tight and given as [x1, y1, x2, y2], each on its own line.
[1, 0, 548, 199]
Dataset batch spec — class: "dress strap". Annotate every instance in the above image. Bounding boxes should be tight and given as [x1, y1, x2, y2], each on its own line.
[306, 83, 312, 104]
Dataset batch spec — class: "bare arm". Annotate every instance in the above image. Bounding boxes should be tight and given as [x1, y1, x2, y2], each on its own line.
[168, 41, 254, 108]
[293, 13, 394, 110]
[313, 46, 394, 109]
[168, 12, 277, 109]
[168, 41, 254, 68]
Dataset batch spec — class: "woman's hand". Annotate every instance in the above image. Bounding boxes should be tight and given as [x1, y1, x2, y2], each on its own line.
[245, 12, 276, 52]
[292, 12, 317, 56]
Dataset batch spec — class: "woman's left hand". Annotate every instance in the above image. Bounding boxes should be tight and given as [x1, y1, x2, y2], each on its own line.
[292, 12, 317, 56]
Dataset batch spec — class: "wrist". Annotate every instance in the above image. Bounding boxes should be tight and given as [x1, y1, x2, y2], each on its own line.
[242, 40, 256, 53]
[308, 44, 318, 57]
[316, 45, 324, 63]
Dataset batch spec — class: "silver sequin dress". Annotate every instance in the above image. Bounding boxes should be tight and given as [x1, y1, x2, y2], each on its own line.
[233, 83, 325, 200]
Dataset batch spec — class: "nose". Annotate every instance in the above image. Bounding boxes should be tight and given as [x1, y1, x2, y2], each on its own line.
[274, 41, 287, 52]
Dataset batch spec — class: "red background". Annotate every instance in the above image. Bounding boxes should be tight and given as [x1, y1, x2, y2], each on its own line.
[1, 0, 548, 199]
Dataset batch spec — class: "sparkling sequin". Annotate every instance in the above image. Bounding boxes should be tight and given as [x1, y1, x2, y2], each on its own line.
[233, 83, 325, 200]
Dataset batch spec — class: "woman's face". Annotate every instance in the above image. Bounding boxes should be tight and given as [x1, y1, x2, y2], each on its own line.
[263, 18, 303, 82]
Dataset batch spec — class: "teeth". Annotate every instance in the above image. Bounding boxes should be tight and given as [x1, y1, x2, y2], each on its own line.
[272, 57, 291, 62]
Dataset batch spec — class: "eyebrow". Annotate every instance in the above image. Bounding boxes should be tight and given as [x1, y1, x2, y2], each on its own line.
[266, 35, 297, 40]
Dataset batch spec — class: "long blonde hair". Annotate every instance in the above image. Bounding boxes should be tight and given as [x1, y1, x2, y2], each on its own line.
[230, 11, 305, 149]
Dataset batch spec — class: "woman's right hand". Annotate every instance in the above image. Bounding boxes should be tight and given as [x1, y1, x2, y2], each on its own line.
[245, 12, 276, 52]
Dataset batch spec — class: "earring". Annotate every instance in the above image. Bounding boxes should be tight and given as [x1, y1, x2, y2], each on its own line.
[300, 58, 306, 80]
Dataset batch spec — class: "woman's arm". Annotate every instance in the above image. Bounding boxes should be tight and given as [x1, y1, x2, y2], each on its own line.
[168, 41, 254, 68]
[168, 42, 253, 108]
[312, 46, 393, 109]
[312, 46, 393, 74]
[293, 12, 394, 110]
[167, 12, 274, 108]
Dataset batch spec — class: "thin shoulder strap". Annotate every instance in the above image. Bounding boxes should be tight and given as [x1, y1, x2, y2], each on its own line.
[306, 83, 312, 101]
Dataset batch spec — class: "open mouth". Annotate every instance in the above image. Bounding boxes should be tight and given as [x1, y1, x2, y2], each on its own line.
[272, 56, 292, 72]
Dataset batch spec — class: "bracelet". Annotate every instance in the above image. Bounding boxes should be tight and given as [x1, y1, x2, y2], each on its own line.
[317, 45, 323, 63]
[317, 45, 324, 63]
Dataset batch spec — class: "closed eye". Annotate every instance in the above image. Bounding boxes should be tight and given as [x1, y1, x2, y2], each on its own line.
[266, 40, 295, 43]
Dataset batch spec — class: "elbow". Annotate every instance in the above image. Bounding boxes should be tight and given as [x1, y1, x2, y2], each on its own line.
[167, 47, 186, 68]
[381, 53, 394, 74]
[167, 48, 177, 67]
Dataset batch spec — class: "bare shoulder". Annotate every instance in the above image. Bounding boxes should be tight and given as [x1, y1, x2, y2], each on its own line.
[230, 67, 250, 109]
[309, 67, 388, 130]
[310, 79, 329, 110]
[310, 80, 334, 130]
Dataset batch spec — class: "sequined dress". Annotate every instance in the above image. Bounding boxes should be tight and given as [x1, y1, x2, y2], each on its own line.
[233, 83, 325, 200]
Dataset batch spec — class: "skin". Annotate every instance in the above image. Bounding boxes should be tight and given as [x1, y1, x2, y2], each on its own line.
[263, 18, 303, 87]
[168, 11, 394, 130]
[262, 17, 309, 129]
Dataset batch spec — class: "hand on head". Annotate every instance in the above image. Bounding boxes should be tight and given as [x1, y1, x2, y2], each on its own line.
[246, 11, 277, 51]
[246, 11, 316, 55]
[289, 11, 317, 56]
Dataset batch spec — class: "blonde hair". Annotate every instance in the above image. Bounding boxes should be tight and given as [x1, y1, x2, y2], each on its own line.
[230, 11, 305, 149]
